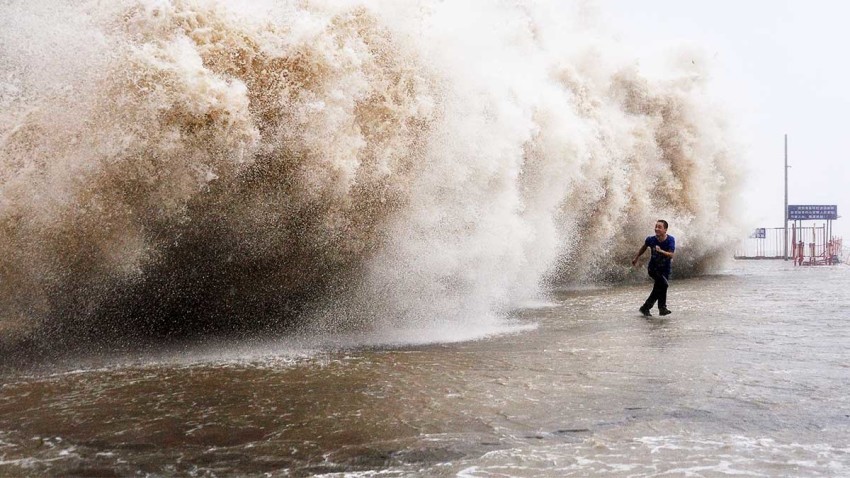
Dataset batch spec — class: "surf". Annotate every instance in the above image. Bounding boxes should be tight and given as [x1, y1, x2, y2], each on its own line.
[0, 0, 743, 358]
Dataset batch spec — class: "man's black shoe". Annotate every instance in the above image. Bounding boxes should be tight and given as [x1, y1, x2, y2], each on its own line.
[659, 308, 672, 316]
[639, 307, 652, 317]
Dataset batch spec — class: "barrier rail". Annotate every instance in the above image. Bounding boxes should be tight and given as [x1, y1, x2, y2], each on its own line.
[735, 224, 842, 265]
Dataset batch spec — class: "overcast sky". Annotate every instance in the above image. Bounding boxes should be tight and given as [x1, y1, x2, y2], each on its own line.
[599, 1, 850, 240]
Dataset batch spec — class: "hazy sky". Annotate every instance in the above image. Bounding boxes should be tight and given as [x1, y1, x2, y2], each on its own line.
[599, 1, 850, 240]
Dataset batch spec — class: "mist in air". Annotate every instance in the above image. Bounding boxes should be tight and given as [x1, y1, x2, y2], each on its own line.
[0, 0, 742, 354]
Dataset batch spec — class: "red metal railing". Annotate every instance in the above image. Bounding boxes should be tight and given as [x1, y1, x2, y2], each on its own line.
[791, 224, 843, 266]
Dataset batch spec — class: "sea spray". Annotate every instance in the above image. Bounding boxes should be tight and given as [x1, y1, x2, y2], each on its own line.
[0, 0, 742, 354]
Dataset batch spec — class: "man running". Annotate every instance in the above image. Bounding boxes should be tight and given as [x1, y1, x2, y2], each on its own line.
[632, 219, 675, 317]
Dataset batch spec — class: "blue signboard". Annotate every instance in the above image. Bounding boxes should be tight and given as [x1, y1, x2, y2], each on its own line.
[750, 228, 766, 238]
[787, 204, 838, 220]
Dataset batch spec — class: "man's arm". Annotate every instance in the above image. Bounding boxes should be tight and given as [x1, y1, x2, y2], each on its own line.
[654, 246, 674, 258]
[631, 245, 648, 266]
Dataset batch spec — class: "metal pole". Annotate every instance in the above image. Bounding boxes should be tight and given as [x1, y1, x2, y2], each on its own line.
[791, 222, 796, 265]
[784, 134, 789, 260]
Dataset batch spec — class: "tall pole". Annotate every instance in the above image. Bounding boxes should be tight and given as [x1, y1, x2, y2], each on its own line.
[784, 134, 789, 260]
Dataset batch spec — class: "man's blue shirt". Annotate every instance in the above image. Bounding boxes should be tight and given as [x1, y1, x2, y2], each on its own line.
[645, 235, 675, 277]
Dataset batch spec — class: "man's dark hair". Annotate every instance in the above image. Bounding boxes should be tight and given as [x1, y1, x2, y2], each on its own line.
[657, 219, 669, 230]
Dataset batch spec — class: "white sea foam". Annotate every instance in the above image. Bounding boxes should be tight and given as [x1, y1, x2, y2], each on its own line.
[0, 0, 743, 346]
[450, 434, 848, 477]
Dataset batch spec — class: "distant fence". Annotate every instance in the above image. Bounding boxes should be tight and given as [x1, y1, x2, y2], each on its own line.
[736, 225, 842, 263]
[735, 227, 787, 259]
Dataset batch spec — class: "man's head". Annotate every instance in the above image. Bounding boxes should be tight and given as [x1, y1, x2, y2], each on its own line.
[655, 219, 669, 236]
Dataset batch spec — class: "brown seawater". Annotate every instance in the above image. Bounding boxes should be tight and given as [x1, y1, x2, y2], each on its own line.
[2, 261, 849, 477]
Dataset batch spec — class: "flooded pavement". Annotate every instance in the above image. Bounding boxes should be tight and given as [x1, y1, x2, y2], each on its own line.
[1, 260, 849, 476]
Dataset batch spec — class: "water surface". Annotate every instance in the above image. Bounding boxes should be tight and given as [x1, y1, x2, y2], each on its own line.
[2, 261, 849, 476]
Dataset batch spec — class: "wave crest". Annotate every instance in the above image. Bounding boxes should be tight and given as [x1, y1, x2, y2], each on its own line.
[0, 0, 742, 355]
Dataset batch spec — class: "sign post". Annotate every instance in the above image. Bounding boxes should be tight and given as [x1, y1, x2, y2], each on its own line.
[784, 135, 788, 260]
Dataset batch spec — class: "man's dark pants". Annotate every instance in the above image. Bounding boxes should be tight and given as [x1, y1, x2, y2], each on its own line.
[642, 269, 669, 311]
